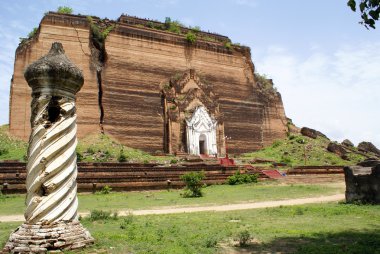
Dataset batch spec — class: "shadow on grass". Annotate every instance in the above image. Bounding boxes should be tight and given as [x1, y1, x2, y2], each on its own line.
[231, 230, 380, 254]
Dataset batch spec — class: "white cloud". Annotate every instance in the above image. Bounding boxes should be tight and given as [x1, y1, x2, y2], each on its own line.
[256, 42, 380, 148]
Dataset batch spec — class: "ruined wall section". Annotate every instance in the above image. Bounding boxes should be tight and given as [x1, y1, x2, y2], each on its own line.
[9, 13, 100, 140]
[10, 13, 288, 154]
[245, 48, 288, 148]
[102, 22, 268, 153]
[261, 93, 288, 147]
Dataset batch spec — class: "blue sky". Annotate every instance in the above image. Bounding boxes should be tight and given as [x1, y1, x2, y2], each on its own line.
[0, 0, 379, 147]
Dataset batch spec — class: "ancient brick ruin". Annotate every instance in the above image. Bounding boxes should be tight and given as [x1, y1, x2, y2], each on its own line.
[9, 12, 288, 156]
[344, 160, 380, 204]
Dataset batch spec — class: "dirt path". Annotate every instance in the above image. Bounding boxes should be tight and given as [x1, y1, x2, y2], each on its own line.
[0, 194, 344, 222]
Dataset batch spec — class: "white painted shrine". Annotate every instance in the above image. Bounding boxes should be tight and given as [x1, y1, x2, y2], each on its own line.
[186, 106, 217, 156]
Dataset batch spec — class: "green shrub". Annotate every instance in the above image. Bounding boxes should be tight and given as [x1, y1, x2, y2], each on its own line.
[76, 151, 83, 162]
[227, 171, 258, 185]
[20, 27, 39, 44]
[272, 140, 283, 148]
[164, 17, 182, 34]
[57, 6, 73, 14]
[89, 210, 118, 221]
[186, 31, 197, 43]
[224, 41, 232, 50]
[153, 23, 165, 30]
[180, 171, 205, 197]
[120, 213, 134, 229]
[204, 236, 218, 248]
[169, 22, 182, 33]
[146, 21, 154, 28]
[118, 151, 127, 162]
[255, 72, 277, 93]
[86, 147, 95, 154]
[102, 24, 115, 38]
[0, 148, 9, 156]
[98, 185, 112, 195]
[28, 28, 38, 38]
[170, 159, 178, 164]
[237, 229, 251, 247]
[87, 16, 115, 50]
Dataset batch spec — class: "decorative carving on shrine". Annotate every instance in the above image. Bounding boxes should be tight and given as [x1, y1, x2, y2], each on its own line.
[161, 69, 225, 156]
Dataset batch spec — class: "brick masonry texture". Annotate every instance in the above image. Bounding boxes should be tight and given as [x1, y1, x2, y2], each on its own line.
[9, 12, 288, 154]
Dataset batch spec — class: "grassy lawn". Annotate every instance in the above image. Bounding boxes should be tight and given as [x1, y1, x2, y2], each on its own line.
[1, 203, 378, 254]
[0, 182, 344, 216]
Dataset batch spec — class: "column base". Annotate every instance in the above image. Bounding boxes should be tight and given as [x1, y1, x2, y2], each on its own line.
[2, 220, 94, 253]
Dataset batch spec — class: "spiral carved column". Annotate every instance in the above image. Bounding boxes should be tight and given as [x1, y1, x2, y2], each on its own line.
[3, 42, 94, 253]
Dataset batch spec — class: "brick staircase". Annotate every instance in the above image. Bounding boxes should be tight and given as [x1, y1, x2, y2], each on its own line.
[287, 165, 344, 175]
[0, 162, 267, 194]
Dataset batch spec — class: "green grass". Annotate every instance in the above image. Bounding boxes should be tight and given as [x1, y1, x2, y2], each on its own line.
[1, 203, 378, 253]
[76, 133, 174, 163]
[0, 182, 344, 216]
[0, 124, 369, 166]
[0, 125, 174, 163]
[0, 125, 27, 161]
[240, 134, 367, 167]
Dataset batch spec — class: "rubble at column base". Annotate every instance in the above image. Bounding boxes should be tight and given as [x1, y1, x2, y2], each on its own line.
[2, 220, 94, 253]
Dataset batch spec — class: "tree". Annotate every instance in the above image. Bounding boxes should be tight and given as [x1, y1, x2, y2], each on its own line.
[57, 6, 73, 14]
[347, 0, 380, 29]
[185, 31, 197, 44]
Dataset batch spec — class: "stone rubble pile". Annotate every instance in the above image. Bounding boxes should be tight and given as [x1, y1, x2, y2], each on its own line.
[3, 221, 94, 253]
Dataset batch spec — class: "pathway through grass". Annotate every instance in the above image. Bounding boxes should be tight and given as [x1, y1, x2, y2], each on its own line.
[0, 182, 344, 216]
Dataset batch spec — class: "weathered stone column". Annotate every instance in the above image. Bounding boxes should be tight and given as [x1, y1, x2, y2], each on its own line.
[3, 42, 94, 253]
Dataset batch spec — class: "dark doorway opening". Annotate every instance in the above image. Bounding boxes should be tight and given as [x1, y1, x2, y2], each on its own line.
[199, 140, 205, 154]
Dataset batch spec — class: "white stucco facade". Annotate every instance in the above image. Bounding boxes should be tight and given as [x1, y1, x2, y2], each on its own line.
[186, 106, 217, 156]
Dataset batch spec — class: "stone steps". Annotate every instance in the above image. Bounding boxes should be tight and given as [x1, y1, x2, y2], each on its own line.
[0, 162, 265, 194]
[287, 166, 344, 175]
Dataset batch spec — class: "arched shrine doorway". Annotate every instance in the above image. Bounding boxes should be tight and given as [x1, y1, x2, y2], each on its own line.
[186, 106, 217, 156]
[161, 69, 225, 156]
